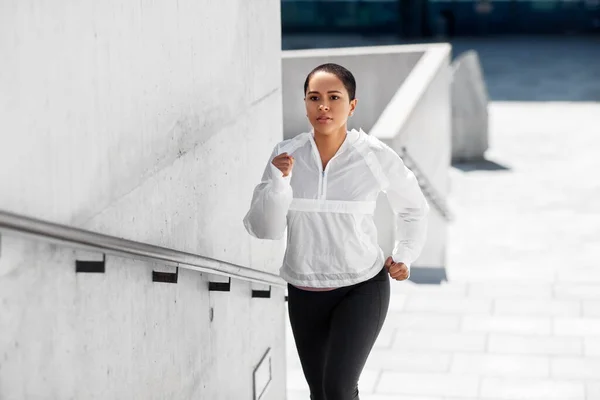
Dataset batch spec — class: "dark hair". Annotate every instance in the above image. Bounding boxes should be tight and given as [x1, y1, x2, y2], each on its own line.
[303, 63, 356, 101]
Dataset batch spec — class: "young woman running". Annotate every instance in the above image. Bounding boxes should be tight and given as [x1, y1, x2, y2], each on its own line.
[244, 63, 429, 400]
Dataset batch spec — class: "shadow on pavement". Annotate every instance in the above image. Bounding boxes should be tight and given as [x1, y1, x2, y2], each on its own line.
[452, 158, 511, 172]
[409, 266, 448, 284]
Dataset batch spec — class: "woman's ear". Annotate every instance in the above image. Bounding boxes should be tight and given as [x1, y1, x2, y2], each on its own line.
[349, 98, 358, 116]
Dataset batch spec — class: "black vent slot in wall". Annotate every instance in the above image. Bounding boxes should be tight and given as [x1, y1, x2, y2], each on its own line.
[152, 267, 179, 284]
[76, 254, 106, 273]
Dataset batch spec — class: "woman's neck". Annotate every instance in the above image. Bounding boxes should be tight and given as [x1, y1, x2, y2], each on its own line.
[313, 125, 347, 168]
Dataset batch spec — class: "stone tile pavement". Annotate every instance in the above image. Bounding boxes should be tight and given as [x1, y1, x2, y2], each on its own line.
[285, 99, 600, 398]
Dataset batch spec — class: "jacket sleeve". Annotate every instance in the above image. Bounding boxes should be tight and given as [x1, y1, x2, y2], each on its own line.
[243, 145, 293, 240]
[382, 149, 430, 274]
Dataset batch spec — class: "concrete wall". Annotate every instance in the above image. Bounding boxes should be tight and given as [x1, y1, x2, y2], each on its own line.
[0, 0, 287, 398]
[0, 0, 285, 276]
[451, 50, 489, 162]
[281, 44, 451, 269]
[373, 45, 452, 268]
[0, 235, 286, 399]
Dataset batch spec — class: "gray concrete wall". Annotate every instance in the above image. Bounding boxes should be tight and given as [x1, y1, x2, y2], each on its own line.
[451, 51, 489, 161]
[0, 0, 287, 398]
[0, 235, 286, 399]
[282, 45, 451, 269]
[376, 45, 452, 268]
[0, 0, 285, 276]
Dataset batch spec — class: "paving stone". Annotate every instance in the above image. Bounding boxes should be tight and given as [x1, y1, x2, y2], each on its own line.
[551, 357, 600, 380]
[488, 334, 582, 356]
[451, 353, 550, 378]
[555, 285, 600, 300]
[554, 319, 600, 336]
[365, 350, 451, 373]
[461, 316, 552, 335]
[584, 337, 600, 356]
[392, 331, 487, 352]
[468, 283, 553, 299]
[385, 312, 461, 331]
[480, 377, 585, 400]
[405, 295, 492, 314]
[376, 372, 480, 398]
[582, 300, 600, 318]
[494, 299, 580, 317]
[587, 382, 600, 400]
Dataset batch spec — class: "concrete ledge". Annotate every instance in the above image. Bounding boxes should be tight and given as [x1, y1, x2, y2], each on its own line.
[451, 50, 490, 161]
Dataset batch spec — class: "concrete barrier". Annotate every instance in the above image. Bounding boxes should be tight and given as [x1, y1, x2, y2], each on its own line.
[451, 50, 490, 161]
[0, 0, 286, 398]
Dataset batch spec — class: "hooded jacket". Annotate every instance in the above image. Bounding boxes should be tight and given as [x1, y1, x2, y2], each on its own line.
[243, 128, 429, 288]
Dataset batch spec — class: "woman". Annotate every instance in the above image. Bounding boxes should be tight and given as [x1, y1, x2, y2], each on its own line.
[243, 63, 429, 400]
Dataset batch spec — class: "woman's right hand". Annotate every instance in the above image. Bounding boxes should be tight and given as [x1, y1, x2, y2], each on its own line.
[272, 153, 294, 177]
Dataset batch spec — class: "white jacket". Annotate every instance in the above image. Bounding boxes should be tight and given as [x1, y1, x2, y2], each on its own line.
[243, 129, 429, 288]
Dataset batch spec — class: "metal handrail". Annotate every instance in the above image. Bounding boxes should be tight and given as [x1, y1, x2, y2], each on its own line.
[0, 210, 286, 287]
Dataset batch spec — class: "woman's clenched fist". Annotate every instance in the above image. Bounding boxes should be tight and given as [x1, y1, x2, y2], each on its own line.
[272, 153, 294, 177]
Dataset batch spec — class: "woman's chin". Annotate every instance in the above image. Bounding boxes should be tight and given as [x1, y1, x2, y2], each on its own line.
[312, 123, 343, 136]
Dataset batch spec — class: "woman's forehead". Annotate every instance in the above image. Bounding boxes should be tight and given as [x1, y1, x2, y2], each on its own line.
[308, 72, 345, 91]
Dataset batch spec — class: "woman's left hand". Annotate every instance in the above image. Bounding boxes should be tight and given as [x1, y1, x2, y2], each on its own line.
[384, 256, 409, 281]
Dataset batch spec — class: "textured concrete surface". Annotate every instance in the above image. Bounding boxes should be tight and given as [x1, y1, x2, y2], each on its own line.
[0, 0, 286, 276]
[0, 0, 288, 398]
[451, 50, 489, 162]
[0, 235, 287, 399]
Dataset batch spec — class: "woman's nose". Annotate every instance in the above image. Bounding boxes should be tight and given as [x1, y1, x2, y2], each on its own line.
[319, 104, 329, 111]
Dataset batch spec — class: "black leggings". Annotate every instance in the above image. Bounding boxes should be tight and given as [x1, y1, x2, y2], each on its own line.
[287, 266, 391, 400]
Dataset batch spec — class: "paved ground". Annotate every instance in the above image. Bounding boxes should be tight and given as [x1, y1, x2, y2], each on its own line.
[284, 36, 600, 400]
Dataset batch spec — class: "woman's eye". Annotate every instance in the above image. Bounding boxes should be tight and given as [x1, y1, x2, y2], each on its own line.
[331, 96, 339, 100]
[309, 96, 319, 101]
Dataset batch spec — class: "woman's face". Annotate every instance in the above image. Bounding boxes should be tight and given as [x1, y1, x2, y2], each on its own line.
[305, 71, 357, 136]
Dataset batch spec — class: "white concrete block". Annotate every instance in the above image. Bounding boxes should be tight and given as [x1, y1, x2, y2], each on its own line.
[489, 334, 582, 356]
[451, 50, 489, 162]
[385, 312, 461, 331]
[401, 282, 468, 296]
[363, 396, 442, 400]
[584, 337, 600, 356]
[555, 285, 600, 300]
[554, 318, 600, 336]
[494, 299, 580, 317]
[450, 353, 550, 378]
[551, 357, 600, 380]
[365, 350, 451, 373]
[461, 316, 552, 335]
[405, 294, 492, 314]
[587, 382, 600, 400]
[557, 268, 600, 284]
[360, 369, 381, 394]
[377, 372, 480, 398]
[481, 378, 585, 400]
[392, 331, 487, 352]
[583, 300, 600, 317]
[388, 294, 408, 312]
[467, 283, 553, 298]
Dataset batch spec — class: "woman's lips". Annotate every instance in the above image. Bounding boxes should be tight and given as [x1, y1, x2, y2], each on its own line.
[317, 117, 332, 123]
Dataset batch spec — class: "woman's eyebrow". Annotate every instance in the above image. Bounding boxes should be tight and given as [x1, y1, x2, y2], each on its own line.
[307, 90, 342, 94]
